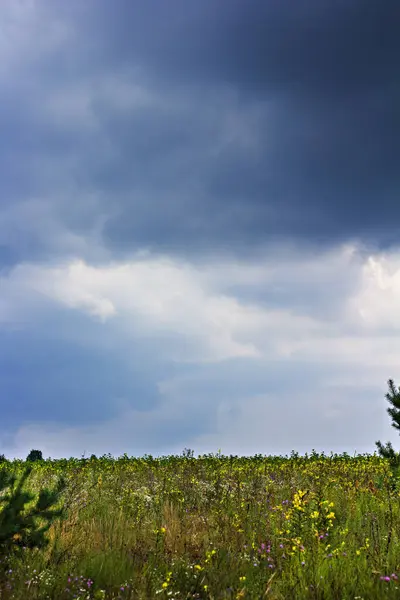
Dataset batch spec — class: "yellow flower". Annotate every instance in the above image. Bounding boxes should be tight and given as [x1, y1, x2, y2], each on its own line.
[194, 565, 203, 571]
[239, 576, 246, 582]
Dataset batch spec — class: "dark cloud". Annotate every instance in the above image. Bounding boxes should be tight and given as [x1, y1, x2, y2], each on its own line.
[1, 0, 398, 264]
[77, 0, 400, 256]
[77, 0, 399, 95]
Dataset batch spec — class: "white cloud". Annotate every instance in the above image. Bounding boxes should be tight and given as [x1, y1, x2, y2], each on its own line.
[349, 254, 400, 330]
[2, 241, 400, 458]
[2, 242, 400, 367]
[1, 256, 263, 362]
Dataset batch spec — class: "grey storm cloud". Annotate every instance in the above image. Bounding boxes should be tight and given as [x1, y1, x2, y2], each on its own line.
[1, 0, 399, 268]
[77, 0, 400, 252]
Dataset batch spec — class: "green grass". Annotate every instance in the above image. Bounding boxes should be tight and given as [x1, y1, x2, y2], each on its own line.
[0, 451, 400, 599]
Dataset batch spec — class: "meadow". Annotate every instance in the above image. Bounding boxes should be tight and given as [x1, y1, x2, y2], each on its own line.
[1, 450, 400, 599]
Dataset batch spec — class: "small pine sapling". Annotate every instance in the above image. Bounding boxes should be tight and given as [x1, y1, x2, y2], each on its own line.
[0, 464, 66, 574]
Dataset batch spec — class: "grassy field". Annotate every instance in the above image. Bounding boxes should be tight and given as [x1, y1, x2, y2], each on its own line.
[0, 451, 400, 599]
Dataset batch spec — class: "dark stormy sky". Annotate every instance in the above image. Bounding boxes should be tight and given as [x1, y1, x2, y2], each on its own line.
[0, 0, 399, 459]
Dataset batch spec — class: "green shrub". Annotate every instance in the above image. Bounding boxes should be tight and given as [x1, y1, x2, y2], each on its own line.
[0, 464, 66, 574]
